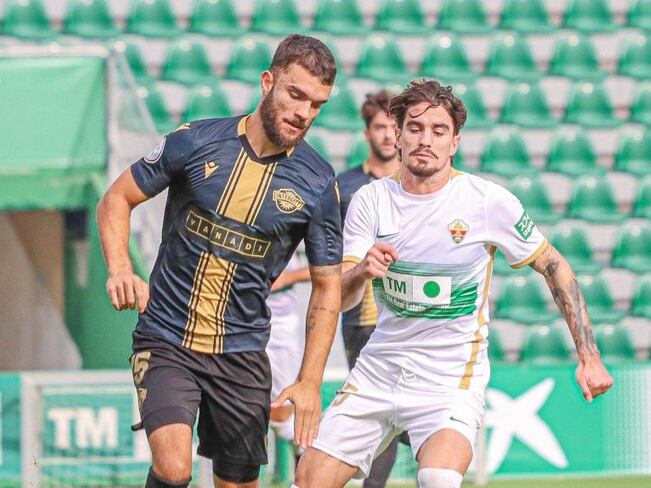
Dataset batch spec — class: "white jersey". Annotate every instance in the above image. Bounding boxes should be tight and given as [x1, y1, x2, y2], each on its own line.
[267, 253, 301, 319]
[343, 170, 547, 393]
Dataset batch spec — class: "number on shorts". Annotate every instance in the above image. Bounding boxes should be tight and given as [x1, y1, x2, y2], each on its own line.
[131, 351, 151, 386]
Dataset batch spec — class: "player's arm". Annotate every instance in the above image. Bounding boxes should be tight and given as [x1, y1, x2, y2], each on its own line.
[529, 244, 613, 402]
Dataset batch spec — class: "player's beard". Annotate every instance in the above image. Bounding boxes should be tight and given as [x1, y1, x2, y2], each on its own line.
[260, 86, 310, 149]
[404, 149, 442, 178]
[369, 138, 398, 162]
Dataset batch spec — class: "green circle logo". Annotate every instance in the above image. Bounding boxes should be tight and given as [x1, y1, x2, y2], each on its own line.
[423, 280, 441, 298]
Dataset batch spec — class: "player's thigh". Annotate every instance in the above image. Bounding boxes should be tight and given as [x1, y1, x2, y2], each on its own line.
[295, 446, 358, 488]
[416, 428, 473, 474]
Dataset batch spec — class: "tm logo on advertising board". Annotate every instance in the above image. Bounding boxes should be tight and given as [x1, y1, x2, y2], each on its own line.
[47, 407, 118, 450]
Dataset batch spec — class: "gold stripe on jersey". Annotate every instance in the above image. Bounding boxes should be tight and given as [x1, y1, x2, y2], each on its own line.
[216, 149, 247, 215]
[511, 239, 549, 269]
[477, 245, 496, 326]
[248, 162, 278, 224]
[183, 251, 210, 349]
[459, 330, 484, 390]
[359, 280, 378, 326]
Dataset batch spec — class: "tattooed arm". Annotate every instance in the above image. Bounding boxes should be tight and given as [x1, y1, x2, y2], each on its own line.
[530, 243, 613, 401]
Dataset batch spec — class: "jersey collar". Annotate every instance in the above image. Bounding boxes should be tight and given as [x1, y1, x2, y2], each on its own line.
[237, 115, 295, 164]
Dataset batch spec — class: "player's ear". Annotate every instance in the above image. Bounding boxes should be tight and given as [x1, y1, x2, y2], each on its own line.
[449, 134, 461, 157]
[261, 70, 274, 97]
[395, 127, 402, 152]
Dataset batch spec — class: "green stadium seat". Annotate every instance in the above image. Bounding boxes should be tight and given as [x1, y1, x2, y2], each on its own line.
[356, 35, 409, 84]
[500, 82, 556, 128]
[454, 83, 492, 128]
[564, 82, 620, 128]
[226, 37, 272, 84]
[305, 134, 331, 162]
[437, 0, 493, 33]
[251, 0, 301, 36]
[549, 224, 601, 274]
[500, 0, 556, 33]
[546, 126, 602, 176]
[488, 328, 506, 363]
[111, 40, 151, 83]
[594, 325, 636, 362]
[161, 39, 213, 86]
[345, 134, 369, 169]
[480, 127, 536, 177]
[631, 274, 651, 319]
[566, 175, 625, 223]
[188, 0, 243, 37]
[183, 85, 231, 121]
[495, 275, 557, 325]
[507, 176, 559, 225]
[485, 33, 539, 81]
[314, 82, 363, 132]
[375, 0, 428, 34]
[628, 0, 651, 30]
[126, 0, 180, 38]
[615, 128, 651, 176]
[63, 0, 119, 39]
[420, 34, 475, 84]
[2, 0, 56, 40]
[312, 0, 367, 35]
[577, 274, 625, 324]
[632, 176, 651, 219]
[618, 33, 651, 80]
[548, 33, 604, 80]
[611, 223, 651, 272]
[630, 82, 651, 126]
[563, 0, 616, 32]
[137, 84, 177, 134]
[520, 326, 571, 364]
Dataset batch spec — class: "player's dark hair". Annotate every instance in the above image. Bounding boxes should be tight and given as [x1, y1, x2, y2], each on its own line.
[361, 90, 394, 128]
[388, 79, 467, 135]
[270, 34, 337, 86]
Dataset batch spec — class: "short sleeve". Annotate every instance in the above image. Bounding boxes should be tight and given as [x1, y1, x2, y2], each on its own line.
[487, 183, 548, 268]
[342, 185, 377, 264]
[130, 128, 195, 197]
[304, 178, 343, 266]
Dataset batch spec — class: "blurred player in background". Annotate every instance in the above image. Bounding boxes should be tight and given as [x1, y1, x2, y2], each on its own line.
[294, 80, 613, 488]
[97, 34, 342, 488]
[336, 90, 404, 488]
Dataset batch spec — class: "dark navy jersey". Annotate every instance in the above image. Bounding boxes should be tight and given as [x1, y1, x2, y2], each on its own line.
[131, 116, 342, 354]
[336, 163, 378, 329]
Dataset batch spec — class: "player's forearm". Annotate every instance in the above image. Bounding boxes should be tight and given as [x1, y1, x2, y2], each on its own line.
[341, 263, 369, 311]
[97, 190, 134, 274]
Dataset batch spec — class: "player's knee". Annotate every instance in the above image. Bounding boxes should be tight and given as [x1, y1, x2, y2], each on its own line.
[212, 460, 260, 484]
[151, 457, 192, 483]
[417, 468, 463, 488]
[145, 467, 191, 488]
[270, 414, 294, 442]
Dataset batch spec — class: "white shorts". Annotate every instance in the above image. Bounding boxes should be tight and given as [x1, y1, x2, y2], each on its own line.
[266, 312, 303, 399]
[312, 360, 485, 478]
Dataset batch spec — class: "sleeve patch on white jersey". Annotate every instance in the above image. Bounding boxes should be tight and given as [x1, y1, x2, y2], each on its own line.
[514, 211, 536, 240]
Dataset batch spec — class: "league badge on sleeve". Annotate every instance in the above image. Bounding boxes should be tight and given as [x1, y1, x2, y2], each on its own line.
[144, 137, 166, 164]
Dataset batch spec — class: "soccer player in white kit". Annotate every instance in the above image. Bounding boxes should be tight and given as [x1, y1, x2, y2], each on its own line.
[294, 80, 613, 488]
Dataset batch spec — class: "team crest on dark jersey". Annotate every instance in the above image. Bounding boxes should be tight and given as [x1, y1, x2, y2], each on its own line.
[448, 219, 469, 244]
[273, 189, 305, 213]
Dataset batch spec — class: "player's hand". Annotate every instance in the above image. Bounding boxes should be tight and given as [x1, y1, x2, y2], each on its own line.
[361, 242, 399, 279]
[106, 271, 149, 313]
[575, 355, 613, 402]
[271, 379, 321, 449]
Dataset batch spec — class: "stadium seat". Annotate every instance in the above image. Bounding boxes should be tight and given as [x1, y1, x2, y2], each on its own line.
[111, 40, 151, 83]
[188, 0, 243, 37]
[312, 0, 368, 35]
[628, 0, 651, 30]
[183, 85, 231, 121]
[226, 37, 272, 84]
[632, 176, 651, 219]
[488, 328, 506, 363]
[618, 33, 651, 80]
[420, 34, 475, 83]
[500, 82, 556, 128]
[507, 176, 560, 224]
[594, 325, 636, 362]
[499, 0, 555, 33]
[549, 225, 601, 274]
[375, 0, 428, 34]
[566, 175, 625, 223]
[614, 128, 651, 176]
[345, 133, 369, 169]
[520, 326, 571, 364]
[577, 274, 625, 324]
[137, 84, 177, 134]
[485, 34, 539, 82]
[454, 83, 493, 128]
[563, 0, 616, 32]
[305, 134, 331, 162]
[631, 274, 651, 319]
[437, 0, 493, 33]
[480, 127, 536, 177]
[546, 126, 601, 176]
[548, 33, 604, 80]
[495, 275, 558, 325]
[160, 39, 213, 86]
[611, 224, 651, 272]
[2, 0, 56, 40]
[630, 82, 651, 126]
[356, 35, 409, 84]
[126, 0, 180, 38]
[314, 82, 363, 132]
[251, 0, 301, 36]
[564, 82, 620, 128]
[63, 0, 119, 39]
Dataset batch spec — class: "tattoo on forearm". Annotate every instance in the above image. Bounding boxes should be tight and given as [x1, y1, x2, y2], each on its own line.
[306, 305, 338, 332]
[532, 245, 560, 278]
[550, 279, 598, 356]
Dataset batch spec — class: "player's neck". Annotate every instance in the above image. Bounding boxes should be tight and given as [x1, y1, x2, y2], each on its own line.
[245, 111, 287, 158]
[400, 163, 452, 195]
[365, 155, 400, 179]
